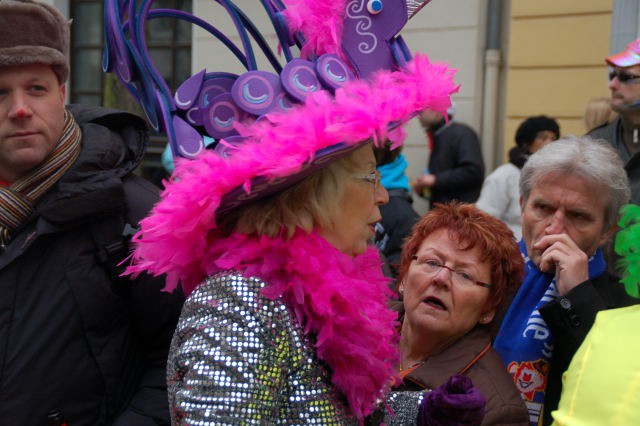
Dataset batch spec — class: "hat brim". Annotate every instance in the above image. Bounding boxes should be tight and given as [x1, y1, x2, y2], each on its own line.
[218, 139, 368, 214]
[606, 51, 640, 68]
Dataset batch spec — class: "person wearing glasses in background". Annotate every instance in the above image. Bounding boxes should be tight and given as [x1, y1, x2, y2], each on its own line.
[377, 202, 528, 425]
[589, 39, 640, 204]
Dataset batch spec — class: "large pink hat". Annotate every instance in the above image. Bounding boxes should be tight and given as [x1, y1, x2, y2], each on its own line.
[607, 39, 640, 68]
[104, 0, 458, 221]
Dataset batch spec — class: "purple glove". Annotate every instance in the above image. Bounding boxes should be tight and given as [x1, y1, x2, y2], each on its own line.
[417, 374, 486, 426]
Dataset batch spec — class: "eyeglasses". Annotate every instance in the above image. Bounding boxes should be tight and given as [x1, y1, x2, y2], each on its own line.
[353, 170, 381, 191]
[608, 70, 640, 84]
[411, 256, 493, 289]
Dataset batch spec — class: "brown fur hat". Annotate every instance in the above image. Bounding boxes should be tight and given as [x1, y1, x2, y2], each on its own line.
[0, 0, 71, 82]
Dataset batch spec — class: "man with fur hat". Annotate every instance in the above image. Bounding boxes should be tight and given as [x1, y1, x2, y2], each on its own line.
[589, 39, 640, 205]
[0, 1, 183, 424]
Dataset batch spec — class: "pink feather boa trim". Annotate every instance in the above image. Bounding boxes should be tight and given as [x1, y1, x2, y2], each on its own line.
[127, 54, 456, 292]
[211, 231, 398, 420]
[164, 229, 401, 420]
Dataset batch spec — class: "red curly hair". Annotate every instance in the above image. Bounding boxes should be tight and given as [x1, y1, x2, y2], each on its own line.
[397, 202, 524, 316]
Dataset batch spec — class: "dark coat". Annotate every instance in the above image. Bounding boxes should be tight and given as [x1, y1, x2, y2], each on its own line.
[539, 272, 637, 425]
[377, 189, 419, 276]
[428, 121, 485, 204]
[0, 105, 184, 425]
[398, 326, 528, 426]
[588, 117, 640, 205]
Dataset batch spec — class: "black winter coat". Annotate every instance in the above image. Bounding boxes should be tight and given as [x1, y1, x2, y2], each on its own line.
[588, 118, 640, 205]
[428, 121, 485, 204]
[0, 105, 184, 425]
[377, 189, 419, 277]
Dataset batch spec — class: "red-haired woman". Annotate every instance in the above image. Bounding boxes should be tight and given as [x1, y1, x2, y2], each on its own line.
[382, 202, 529, 425]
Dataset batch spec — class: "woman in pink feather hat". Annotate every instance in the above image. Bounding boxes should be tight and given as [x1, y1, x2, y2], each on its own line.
[105, 0, 461, 423]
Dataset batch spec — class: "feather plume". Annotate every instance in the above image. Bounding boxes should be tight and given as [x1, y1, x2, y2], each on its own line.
[615, 203, 640, 298]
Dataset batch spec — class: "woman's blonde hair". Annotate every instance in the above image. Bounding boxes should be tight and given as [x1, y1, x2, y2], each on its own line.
[584, 97, 616, 132]
[219, 146, 366, 239]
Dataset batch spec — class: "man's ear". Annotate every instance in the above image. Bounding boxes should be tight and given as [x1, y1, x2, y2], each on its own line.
[599, 224, 618, 247]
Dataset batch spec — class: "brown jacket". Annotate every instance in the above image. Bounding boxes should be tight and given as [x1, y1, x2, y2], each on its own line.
[400, 326, 528, 426]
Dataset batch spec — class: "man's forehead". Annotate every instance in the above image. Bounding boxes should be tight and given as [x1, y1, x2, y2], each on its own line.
[531, 174, 604, 207]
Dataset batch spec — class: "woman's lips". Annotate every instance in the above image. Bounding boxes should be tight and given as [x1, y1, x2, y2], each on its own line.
[423, 296, 447, 311]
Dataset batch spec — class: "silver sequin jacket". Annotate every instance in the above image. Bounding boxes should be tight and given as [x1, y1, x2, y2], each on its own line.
[168, 271, 358, 425]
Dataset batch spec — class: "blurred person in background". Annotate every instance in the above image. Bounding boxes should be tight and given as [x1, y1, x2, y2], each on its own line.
[412, 106, 484, 206]
[583, 97, 615, 133]
[476, 115, 560, 240]
[589, 39, 640, 204]
[374, 139, 420, 279]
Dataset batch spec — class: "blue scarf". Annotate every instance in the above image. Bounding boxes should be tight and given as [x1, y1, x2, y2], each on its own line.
[378, 154, 411, 192]
[494, 240, 606, 425]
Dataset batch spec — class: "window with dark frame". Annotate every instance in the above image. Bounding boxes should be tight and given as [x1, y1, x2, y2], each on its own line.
[69, 0, 192, 186]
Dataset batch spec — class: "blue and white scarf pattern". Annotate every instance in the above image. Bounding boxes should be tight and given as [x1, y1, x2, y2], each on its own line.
[494, 240, 606, 425]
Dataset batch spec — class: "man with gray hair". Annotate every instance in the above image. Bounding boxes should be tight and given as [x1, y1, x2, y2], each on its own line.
[493, 136, 636, 426]
[0, 1, 182, 424]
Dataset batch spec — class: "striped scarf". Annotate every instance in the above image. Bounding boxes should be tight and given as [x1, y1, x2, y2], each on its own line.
[0, 110, 82, 247]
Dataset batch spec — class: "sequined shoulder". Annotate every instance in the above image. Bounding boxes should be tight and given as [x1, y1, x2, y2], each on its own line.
[167, 271, 355, 425]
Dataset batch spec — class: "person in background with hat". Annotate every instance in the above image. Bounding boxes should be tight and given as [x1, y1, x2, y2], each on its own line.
[476, 115, 560, 239]
[412, 104, 485, 206]
[0, 1, 183, 424]
[589, 39, 640, 204]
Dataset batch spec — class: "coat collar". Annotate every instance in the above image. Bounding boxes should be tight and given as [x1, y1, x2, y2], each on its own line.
[400, 326, 492, 390]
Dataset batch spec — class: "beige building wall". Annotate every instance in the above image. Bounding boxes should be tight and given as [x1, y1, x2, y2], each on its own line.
[504, 0, 613, 161]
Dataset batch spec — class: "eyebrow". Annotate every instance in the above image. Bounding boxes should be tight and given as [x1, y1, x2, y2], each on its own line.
[567, 208, 595, 219]
[417, 248, 478, 270]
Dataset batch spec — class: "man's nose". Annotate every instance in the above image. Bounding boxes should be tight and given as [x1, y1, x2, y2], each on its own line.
[609, 77, 619, 91]
[8, 93, 32, 119]
[545, 210, 566, 234]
